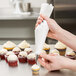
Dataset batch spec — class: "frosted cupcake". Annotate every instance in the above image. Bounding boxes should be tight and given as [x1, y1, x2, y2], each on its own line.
[18, 40, 30, 51]
[5, 51, 14, 63]
[55, 41, 67, 56]
[7, 55, 18, 67]
[27, 53, 36, 65]
[12, 47, 21, 56]
[50, 49, 60, 55]
[31, 64, 40, 75]
[0, 49, 7, 60]
[43, 43, 50, 54]
[24, 48, 32, 55]
[3, 41, 16, 51]
[18, 51, 27, 63]
[65, 50, 76, 60]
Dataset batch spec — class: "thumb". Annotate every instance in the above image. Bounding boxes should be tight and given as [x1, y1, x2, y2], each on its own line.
[40, 53, 53, 61]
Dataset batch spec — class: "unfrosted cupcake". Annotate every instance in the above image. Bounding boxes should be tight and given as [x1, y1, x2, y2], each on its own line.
[27, 53, 36, 65]
[7, 55, 18, 67]
[50, 49, 60, 55]
[12, 47, 21, 56]
[3, 41, 16, 51]
[0, 49, 7, 60]
[43, 43, 50, 54]
[18, 51, 27, 63]
[24, 48, 32, 55]
[31, 64, 40, 75]
[18, 40, 30, 51]
[5, 51, 15, 63]
[55, 41, 67, 56]
[65, 49, 76, 60]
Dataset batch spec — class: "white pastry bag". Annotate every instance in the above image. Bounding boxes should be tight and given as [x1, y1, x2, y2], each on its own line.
[35, 3, 54, 55]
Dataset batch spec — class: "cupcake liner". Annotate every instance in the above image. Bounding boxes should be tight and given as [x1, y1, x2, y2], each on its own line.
[8, 61, 18, 67]
[18, 56, 27, 63]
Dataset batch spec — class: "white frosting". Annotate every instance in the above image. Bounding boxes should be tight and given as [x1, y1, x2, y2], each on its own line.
[6, 51, 14, 56]
[18, 40, 30, 49]
[19, 51, 27, 57]
[50, 49, 59, 54]
[32, 64, 40, 70]
[66, 51, 75, 56]
[55, 41, 67, 49]
[27, 53, 36, 59]
[24, 48, 32, 52]
[0, 49, 7, 54]
[13, 47, 21, 52]
[3, 41, 16, 48]
[43, 43, 50, 49]
[35, 3, 53, 55]
[7, 55, 18, 61]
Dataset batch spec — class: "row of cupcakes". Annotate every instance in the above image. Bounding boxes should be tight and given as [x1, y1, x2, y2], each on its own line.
[2, 40, 30, 51]
[0, 47, 37, 67]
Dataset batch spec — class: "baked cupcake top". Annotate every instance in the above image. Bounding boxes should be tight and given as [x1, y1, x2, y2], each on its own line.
[24, 48, 32, 52]
[31, 64, 40, 70]
[3, 41, 16, 49]
[27, 53, 36, 59]
[7, 55, 18, 61]
[55, 41, 67, 49]
[50, 49, 59, 54]
[12, 47, 21, 52]
[6, 51, 14, 56]
[43, 43, 50, 49]
[18, 40, 30, 49]
[66, 51, 75, 56]
[18, 51, 27, 57]
[0, 49, 7, 54]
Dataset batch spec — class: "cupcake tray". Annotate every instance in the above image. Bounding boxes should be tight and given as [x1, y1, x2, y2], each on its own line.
[0, 45, 76, 76]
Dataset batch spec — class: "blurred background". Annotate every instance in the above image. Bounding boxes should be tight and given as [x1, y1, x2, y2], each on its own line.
[0, 0, 76, 44]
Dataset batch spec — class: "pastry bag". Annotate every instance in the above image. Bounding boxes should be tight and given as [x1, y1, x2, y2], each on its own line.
[35, 3, 54, 55]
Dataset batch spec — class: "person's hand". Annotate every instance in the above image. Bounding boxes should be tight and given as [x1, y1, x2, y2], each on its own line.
[35, 14, 63, 40]
[38, 53, 73, 71]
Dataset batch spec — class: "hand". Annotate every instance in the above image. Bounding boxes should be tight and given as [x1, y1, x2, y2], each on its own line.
[38, 53, 73, 71]
[36, 14, 63, 40]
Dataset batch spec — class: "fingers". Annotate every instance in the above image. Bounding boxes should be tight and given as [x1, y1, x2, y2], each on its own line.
[40, 53, 52, 61]
[35, 16, 43, 28]
[40, 14, 50, 23]
[38, 58, 51, 71]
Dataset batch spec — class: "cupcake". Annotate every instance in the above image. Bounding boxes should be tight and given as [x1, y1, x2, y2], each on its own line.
[7, 55, 18, 67]
[27, 53, 36, 65]
[24, 48, 32, 55]
[18, 40, 30, 51]
[55, 41, 67, 56]
[12, 47, 21, 56]
[31, 64, 40, 75]
[18, 51, 27, 63]
[5, 51, 14, 63]
[0, 49, 7, 60]
[3, 41, 16, 51]
[65, 50, 76, 60]
[50, 49, 60, 55]
[43, 43, 50, 54]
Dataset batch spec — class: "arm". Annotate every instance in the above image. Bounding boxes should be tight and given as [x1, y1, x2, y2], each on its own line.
[36, 14, 76, 51]
[56, 29, 76, 51]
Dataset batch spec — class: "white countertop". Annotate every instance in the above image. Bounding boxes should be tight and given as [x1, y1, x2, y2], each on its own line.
[0, 45, 76, 76]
